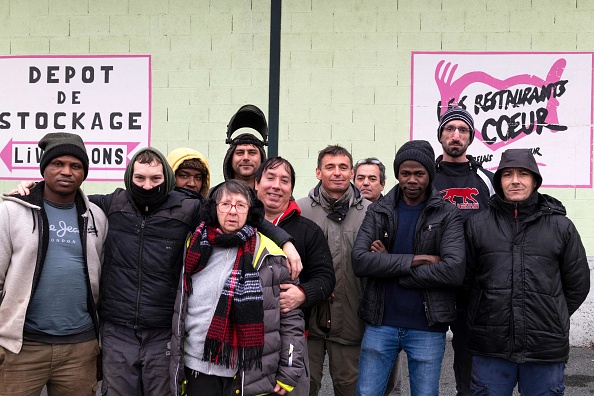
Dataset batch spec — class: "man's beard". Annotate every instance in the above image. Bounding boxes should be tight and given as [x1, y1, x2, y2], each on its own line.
[443, 143, 468, 158]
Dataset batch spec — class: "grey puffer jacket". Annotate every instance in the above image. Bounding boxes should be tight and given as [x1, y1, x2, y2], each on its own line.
[296, 183, 370, 345]
[351, 185, 465, 326]
[170, 233, 305, 396]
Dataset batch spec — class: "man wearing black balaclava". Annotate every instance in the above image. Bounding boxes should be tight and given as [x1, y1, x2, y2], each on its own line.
[90, 147, 201, 395]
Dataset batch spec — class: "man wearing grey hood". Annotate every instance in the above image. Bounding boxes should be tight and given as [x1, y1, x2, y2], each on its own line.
[464, 148, 590, 395]
[90, 147, 201, 395]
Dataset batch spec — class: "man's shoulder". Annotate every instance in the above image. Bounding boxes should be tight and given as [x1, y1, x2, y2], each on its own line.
[282, 213, 324, 236]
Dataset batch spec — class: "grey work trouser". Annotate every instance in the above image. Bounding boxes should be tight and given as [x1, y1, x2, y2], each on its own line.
[101, 321, 171, 396]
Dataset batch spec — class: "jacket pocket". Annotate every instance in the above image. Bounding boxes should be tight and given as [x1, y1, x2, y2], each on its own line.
[316, 300, 331, 334]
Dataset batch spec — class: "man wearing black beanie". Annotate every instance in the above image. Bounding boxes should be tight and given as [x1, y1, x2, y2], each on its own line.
[352, 140, 465, 395]
[0, 132, 108, 394]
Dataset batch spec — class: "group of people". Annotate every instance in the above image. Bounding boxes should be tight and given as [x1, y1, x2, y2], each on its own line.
[0, 104, 590, 396]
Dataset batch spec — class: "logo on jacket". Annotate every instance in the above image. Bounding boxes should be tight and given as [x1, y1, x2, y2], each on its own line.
[440, 187, 479, 210]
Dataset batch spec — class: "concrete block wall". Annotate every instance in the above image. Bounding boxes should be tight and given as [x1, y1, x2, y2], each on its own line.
[0, 0, 592, 343]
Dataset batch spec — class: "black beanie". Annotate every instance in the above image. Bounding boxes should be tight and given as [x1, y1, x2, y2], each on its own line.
[393, 140, 436, 183]
[437, 106, 475, 143]
[38, 132, 89, 179]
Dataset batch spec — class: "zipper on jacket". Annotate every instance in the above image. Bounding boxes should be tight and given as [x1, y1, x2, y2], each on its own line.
[81, 215, 100, 341]
[134, 217, 147, 329]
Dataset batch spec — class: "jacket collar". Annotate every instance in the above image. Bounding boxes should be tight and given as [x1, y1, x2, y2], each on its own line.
[272, 199, 301, 226]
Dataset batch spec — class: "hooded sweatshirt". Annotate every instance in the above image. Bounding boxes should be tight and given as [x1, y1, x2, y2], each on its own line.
[167, 147, 211, 198]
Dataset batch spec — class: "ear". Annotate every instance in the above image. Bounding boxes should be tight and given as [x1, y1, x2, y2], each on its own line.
[315, 168, 322, 181]
[349, 168, 354, 180]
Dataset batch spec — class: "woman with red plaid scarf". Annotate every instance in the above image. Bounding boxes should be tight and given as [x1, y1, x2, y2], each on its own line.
[170, 180, 306, 396]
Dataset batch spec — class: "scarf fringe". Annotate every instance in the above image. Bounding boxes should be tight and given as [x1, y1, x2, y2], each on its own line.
[203, 339, 264, 371]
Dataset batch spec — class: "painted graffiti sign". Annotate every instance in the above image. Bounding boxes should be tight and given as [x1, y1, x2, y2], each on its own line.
[411, 52, 593, 188]
[0, 55, 151, 181]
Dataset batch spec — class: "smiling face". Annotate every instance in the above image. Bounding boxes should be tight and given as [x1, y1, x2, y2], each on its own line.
[354, 163, 385, 202]
[43, 155, 85, 204]
[397, 160, 430, 206]
[256, 163, 293, 221]
[316, 154, 353, 199]
[500, 167, 537, 202]
[439, 119, 473, 162]
[216, 191, 250, 234]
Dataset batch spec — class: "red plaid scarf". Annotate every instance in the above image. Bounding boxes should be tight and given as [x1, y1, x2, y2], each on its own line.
[184, 222, 264, 370]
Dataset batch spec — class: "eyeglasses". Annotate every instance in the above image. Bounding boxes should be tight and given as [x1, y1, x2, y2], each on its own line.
[443, 125, 471, 134]
[217, 202, 250, 214]
[356, 159, 382, 166]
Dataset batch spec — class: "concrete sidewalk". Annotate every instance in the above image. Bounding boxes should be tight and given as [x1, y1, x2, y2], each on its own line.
[318, 341, 594, 395]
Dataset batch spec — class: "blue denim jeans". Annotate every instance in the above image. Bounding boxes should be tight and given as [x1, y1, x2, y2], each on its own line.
[356, 324, 446, 396]
[471, 355, 565, 396]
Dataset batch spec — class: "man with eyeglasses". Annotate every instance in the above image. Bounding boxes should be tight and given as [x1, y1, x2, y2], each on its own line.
[353, 158, 386, 203]
[433, 106, 495, 396]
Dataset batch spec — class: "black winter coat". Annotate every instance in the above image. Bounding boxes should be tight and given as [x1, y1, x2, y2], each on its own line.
[277, 208, 335, 328]
[92, 188, 200, 329]
[351, 185, 465, 327]
[464, 193, 590, 363]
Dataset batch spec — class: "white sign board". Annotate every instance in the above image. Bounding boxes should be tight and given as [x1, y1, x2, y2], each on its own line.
[411, 52, 593, 188]
[0, 55, 151, 181]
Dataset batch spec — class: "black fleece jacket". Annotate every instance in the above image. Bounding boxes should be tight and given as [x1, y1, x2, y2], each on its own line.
[277, 208, 335, 328]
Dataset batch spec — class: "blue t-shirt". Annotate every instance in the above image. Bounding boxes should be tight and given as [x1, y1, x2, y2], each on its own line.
[24, 200, 93, 336]
[382, 199, 447, 332]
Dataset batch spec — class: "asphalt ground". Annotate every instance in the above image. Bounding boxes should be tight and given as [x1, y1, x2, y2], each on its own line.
[41, 338, 594, 395]
[317, 340, 594, 395]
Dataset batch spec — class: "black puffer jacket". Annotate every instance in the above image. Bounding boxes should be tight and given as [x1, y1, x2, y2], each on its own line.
[351, 185, 465, 326]
[93, 188, 199, 328]
[464, 192, 590, 363]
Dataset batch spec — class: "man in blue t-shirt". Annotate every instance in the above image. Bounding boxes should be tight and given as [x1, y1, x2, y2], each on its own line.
[0, 133, 108, 394]
[352, 140, 465, 396]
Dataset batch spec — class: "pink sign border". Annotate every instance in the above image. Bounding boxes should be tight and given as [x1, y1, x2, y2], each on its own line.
[410, 51, 594, 189]
[0, 54, 152, 182]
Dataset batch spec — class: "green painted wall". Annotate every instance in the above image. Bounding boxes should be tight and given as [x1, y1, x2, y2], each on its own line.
[1, 0, 594, 251]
